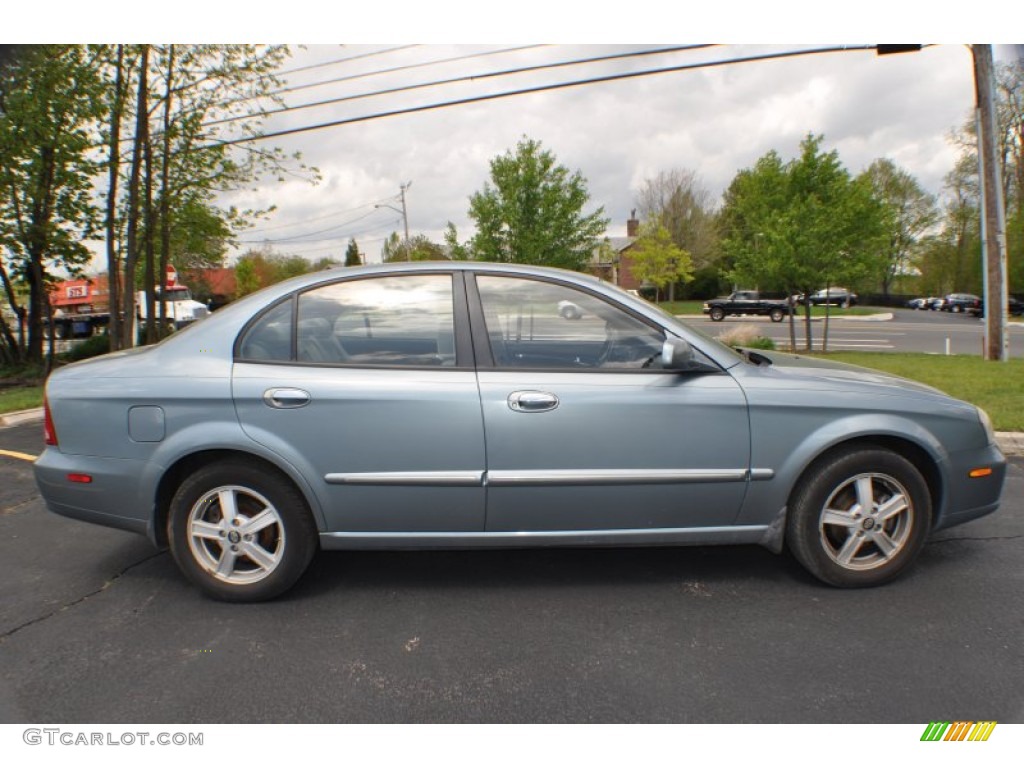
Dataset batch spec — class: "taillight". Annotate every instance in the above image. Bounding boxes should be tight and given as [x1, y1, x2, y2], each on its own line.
[43, 397, 58, 446]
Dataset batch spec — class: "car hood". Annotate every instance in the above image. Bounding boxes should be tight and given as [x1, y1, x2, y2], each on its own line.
[734, 348, 949, 399]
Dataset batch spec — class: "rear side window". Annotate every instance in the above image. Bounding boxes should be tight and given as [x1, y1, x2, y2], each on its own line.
[237, 299, 293, 361]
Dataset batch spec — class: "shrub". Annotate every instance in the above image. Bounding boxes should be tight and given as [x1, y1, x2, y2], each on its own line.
[61, 333, 112, 362]
[715, 323, 776, 351]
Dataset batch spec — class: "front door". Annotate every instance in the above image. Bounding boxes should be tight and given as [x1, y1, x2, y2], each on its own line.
[471, 274, 750, 533]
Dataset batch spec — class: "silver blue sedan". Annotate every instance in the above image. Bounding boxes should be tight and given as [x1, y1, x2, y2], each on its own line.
[35, 263, 1006, 601]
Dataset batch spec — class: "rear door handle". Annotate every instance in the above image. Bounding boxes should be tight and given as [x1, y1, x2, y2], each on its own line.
[263, 388, 311, 409]
[507, 391, 559, 413]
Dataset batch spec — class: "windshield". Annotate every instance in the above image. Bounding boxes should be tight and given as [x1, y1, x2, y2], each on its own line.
[160, 287, 192, 302]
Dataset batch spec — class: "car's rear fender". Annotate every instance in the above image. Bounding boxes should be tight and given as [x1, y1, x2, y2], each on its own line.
[142, 420, 328, 547]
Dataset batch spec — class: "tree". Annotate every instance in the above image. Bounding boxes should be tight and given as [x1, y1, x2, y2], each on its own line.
[634, 169, 719, 270]
[628, 223, 694, 301]
[0, 45, 105, 365]
[859, 159, 938, 297]
[233, 248, 328, 296]
[382, 232, 446, 262]
[464, 137, 608, 270]
[108, 44, 318, 348]
[720, 135, 885, 351]
[344, 238, 361, 267]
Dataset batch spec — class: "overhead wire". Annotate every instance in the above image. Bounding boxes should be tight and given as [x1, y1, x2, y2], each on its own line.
[266, 44, 551, 100]
[203, 44, 718, 130]
[204, 45, 883, 151]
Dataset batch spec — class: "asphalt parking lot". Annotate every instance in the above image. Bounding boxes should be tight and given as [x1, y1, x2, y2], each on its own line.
[1, 418, 1022, 724]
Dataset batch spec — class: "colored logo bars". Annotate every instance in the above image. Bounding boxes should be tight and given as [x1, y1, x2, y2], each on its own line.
[921, 722, 997, 742]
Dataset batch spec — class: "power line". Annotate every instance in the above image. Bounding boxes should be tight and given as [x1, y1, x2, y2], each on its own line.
[237, 208, 389, 244]
[273, 45, 421, 79]
[268, 44, 550, 100]
[204, 44, 718, 130]
[243, 196, 397, 234]
[128, 45, 552, 147]
[204, 45, 881, 151]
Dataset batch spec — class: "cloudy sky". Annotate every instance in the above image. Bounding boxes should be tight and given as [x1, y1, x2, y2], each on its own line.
[217, 39, 1020, 264]
[25, 2, 1018, 268]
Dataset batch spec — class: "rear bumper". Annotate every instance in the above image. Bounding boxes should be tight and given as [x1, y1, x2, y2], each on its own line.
[33, 448, 152, 537]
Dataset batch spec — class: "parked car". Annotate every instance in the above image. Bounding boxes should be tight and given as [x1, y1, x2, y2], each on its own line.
[557, 299, 583, 320]
[941, 293, 982, 314]
[702, 291, 791, 322]
[35, 262, 1006, 601]
[807, 287, 857, 307]
[907, 297, 936, 310]
[967, 295, 1024, 318]
[927, 297, 947, 311]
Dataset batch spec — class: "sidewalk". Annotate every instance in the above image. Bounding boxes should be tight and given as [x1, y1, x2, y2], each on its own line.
[3, 406, 1022, 456]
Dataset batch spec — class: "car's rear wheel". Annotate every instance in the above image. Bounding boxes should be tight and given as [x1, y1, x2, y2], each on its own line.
[786, 447, 931, 587]
[168, 460, 317, 601]
[769, 308, 785, 323]
[709, 307, 725, 321]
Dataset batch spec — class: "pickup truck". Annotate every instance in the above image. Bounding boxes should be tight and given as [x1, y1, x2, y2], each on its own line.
[702, 291, 791, 322]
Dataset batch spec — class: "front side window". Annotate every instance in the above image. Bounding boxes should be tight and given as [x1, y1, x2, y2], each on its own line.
[476, 275, 665, 370]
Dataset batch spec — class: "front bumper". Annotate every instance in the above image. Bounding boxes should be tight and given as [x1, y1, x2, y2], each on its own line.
[934, 441, 1007, 531]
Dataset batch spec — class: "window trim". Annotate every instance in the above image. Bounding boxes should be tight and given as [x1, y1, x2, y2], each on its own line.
[233, 271, 474, 371]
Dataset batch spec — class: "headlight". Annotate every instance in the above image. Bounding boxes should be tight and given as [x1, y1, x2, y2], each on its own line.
[977, 407, 997, 445]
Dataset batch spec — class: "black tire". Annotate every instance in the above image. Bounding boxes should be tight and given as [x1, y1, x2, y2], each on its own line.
[709, 307, 726, 322]
[168, 460, 318, 602]
[769, 308, 785, 323]
[786, 447, 932, 588]
[951, 304, 961, 313]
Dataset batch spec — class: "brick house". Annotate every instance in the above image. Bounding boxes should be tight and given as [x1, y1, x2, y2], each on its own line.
[588, 213, 643, 290]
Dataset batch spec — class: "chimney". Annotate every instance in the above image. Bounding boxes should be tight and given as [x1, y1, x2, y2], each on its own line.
[626, 209, 639, 237]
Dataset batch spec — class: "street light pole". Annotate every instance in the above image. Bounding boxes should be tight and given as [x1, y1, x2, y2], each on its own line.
[399, 182, 411, 258]
[375, 180, 413, 261]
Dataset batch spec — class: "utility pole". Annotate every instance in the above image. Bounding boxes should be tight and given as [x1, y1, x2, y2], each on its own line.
[972, 45, 1009, 362]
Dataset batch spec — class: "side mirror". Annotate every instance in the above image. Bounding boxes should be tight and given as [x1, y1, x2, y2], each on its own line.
[661, 337, 694, 370]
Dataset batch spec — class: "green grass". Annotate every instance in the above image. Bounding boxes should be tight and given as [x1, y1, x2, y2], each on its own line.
[814, 352, 1024, 432]
[0, 383, 44, 415]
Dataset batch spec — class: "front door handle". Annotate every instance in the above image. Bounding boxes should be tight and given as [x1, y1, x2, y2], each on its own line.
[263, 388, 311, 409]
[507, 391, 559, 413]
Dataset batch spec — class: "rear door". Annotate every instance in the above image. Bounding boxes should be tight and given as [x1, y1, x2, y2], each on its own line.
[232, 271, 487, 533]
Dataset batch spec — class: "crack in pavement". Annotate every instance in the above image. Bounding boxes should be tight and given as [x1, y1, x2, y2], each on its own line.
[0, 550, 166, 644]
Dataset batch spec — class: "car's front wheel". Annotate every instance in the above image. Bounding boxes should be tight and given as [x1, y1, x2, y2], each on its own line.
[769, 308, 785, 323]
[709, 307, 725, 321]
[786, 447, 931, 587]
[168, 460, 318, 601]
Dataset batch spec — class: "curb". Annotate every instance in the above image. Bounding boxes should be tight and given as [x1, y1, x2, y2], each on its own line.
[0, 407, 43, 428]
[995, 432, 1024, 457]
